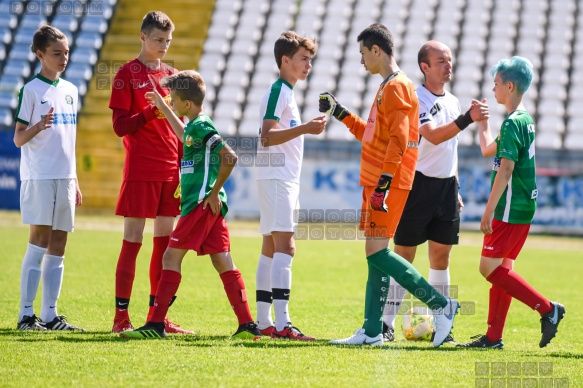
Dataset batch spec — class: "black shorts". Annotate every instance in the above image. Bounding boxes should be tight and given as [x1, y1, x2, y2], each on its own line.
[394, 171, 460, 246]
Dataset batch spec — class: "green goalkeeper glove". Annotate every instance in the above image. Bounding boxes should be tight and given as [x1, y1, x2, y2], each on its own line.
[319, 92, 350, 120]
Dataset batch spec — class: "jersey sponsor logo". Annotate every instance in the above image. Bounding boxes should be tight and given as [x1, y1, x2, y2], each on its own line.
[492, 156, 501, 171]
[65, 95, 73, 105]
[483, 245, 494, 250]
[290, 119, 299, 128]
[137, 81, 150, 89]
[41, 113, 77, 124]
[430, 102, 442, 116]
[185, 135, 194, 147]
[181, 167, 194, 174]
[181, 160, 195, 168]
[531, 189, 538, 199]
[407, 141, 419, 148]
[41, 100, 49, 104]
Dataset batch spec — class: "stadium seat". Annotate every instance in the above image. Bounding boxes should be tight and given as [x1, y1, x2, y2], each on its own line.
[0, 106, 12, 126]
[64, 62, 93, 81]
[7, 42, 35, 62]
[3, 58, 31, 78]
[71, 47, 98, 66]
[0, 91, 17, 109]
[563, 133, 583, 150]
[51, 14, 79, 33]
[80, 14, 109, 34]
[75, 31, 103, 49]
[535, 131, 562, 150]
[0, 74, 24, 93]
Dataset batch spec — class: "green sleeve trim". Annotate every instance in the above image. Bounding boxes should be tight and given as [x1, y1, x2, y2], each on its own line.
[264, 80, 283, 121]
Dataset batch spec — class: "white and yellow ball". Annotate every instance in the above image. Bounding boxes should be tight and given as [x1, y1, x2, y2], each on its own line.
[401, 307, 435, 341]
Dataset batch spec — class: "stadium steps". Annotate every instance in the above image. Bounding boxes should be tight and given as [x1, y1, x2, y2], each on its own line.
[77, 0, 215, 210]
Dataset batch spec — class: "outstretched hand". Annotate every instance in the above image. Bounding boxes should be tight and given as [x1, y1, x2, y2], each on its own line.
[304, 115, 327, 135]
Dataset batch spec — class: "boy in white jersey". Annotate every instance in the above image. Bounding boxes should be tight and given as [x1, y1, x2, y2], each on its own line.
[382, 41, 489, 342]
[255, 31, 326, 340]
[13, 25, 84, 331]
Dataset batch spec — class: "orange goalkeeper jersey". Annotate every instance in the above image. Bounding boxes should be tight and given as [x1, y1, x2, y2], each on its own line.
[341, 71, 419, 189]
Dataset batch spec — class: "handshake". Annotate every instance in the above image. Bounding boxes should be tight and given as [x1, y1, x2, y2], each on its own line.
[318, 92, 350, 121]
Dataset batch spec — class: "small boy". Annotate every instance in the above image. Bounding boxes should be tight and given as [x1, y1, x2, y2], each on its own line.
[14, 25, 84, 331]
[120, 70, 260, 339]
[459, 56, 565, 349]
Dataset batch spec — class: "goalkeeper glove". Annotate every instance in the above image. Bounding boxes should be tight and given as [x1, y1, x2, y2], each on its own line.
[370, 174, 392, 213]
[319, 92, 350, 120]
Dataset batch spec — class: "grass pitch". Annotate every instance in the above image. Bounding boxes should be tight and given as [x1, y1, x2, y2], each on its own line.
[0, 211, 581, 387]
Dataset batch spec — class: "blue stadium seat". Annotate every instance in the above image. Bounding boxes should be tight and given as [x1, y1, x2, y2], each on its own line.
[7, 42, 35, 62]
[71, 47, 98, 66]
[64, 62, 92, 81]
[80, 14, 108, 34]
[66, 77, 88, 97]
[0, 10, 17, 29]
[0, 91, 17, 109]
[3, 58, 31, 78]
[0, 106, 13, 126]
[75, 31, 102, 49]
[0, 26, 11, 45]
[19, 13, 46, 29]
[14, 27, 38, 44]
[0, 74, 24, 93]
[51, 14, 79, 33]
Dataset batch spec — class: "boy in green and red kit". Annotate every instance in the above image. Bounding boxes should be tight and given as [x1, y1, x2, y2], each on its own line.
[120, 70, 260, 339]
[459, 56, 565, 349]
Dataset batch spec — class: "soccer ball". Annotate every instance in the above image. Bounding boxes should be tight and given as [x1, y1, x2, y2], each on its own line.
[401, 306, 435, 341]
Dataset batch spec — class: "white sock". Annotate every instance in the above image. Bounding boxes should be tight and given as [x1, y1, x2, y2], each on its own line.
[428, 268, 450, 297]
[255, 254, 274, 329]
[19, 243, 46, 321]
[40, 254, 65, 322]
[271, 252, 293, 331]
[383, 277, 406, 329]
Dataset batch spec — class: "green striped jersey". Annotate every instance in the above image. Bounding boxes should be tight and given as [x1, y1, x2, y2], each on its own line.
[492, 110, 537, 224]
[180, 114, 227, 217]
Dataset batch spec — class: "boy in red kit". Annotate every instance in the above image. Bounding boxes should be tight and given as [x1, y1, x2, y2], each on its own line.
[120, 70, 261, 340]
[109, 11, 192, 334]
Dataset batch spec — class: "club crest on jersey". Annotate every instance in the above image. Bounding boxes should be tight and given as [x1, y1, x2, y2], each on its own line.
[185, 135, 194, 147]
[65, 95, 73, 105]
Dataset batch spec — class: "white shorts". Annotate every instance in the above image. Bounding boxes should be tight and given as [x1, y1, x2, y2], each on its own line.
[257, 179, 300, 235]
[20, 179, 76, 232]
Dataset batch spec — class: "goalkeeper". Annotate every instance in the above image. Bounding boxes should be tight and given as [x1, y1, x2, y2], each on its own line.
[320, 23, 458, 347]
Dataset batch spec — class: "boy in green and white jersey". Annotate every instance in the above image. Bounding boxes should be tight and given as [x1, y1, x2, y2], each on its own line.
[459, 56, 565, 349]
[120, 70, 260, 340]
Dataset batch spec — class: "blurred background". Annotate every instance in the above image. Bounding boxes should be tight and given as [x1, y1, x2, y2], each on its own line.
[0, 0, 581, 234]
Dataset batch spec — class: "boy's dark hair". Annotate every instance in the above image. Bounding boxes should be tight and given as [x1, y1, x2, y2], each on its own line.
[161, 70, 205, 106]
[31, 25, 66, 54]
[141, 11, 175, 35]
[357, 23, 394, 57]
[274, 31, 317, 69]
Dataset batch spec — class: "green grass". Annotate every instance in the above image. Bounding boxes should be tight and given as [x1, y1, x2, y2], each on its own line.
[0, 211, 581, 387]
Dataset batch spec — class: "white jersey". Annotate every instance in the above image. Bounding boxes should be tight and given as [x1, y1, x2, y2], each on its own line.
[256, 78, 303, 183]
[416, 85, 460, 178]
[15, 74, 78, 180]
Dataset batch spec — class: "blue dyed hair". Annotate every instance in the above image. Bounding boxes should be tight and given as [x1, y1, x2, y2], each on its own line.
[490, 56, 534, 95]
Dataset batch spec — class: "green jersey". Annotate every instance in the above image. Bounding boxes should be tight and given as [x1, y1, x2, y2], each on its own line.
[492, 110, 537, 224]
[180, 114, 227, 217]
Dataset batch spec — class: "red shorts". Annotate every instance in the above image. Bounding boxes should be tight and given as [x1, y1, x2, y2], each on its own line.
[360, 186, 410, 238]
[482, 219, 531, 259]
[115, 180, 180, 218]
[169, 203, 230, 255]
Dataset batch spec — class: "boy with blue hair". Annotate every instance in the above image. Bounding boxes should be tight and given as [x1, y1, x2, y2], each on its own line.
[459, 56, 565, 349]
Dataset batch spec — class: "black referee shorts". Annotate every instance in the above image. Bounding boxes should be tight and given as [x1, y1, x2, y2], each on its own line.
[394, 171, 460, 247]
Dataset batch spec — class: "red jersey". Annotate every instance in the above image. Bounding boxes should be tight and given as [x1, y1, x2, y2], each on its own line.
[109, 58, 180, 182]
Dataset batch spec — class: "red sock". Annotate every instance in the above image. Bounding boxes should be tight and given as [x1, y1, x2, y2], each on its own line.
[486, 284, 512, 342]
[150, 236, 169, 295]
[487, 266, 552, 316]
[220, 269, 253, 325]
[150, 270, 182, 323]
[115, 240, 142, 300]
